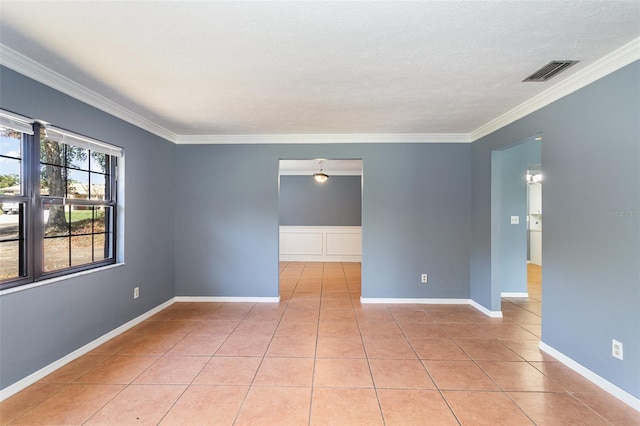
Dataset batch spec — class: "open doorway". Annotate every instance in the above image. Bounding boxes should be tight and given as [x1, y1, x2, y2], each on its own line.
[277, 159, 363, 299]
[491, 135, 542, 333]
[526, 168, 542, 307]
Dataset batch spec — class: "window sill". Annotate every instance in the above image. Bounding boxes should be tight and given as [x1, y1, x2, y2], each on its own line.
[0, 263, 125, 296]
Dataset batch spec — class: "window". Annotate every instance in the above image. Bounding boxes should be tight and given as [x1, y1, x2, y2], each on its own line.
[0, 109, 122, 290]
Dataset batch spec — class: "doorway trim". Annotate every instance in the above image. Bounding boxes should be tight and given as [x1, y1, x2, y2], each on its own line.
[490, 133, 543, 313]
[277, 158, 364, 298]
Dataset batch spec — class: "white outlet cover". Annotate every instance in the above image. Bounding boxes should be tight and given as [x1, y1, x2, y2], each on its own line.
[612, 339, 623, 360]
[510, 216, 519, 224]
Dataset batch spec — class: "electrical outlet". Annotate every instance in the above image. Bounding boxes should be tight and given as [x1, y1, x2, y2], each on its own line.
[421, 274, 428, 283]
[612, 339, 623, 360]
[510, 216, 519, 224]
[134, 287, 139, 299]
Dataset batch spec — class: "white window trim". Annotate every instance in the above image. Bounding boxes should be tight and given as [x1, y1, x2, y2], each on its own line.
[0, 109, 34, 135]
[45, 126, 123, 157]
[0, 263, 125, 296]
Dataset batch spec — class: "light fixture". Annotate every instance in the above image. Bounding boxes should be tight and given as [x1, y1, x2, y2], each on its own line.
[313, 160, 329, 184]
[526, 173, 542, 183]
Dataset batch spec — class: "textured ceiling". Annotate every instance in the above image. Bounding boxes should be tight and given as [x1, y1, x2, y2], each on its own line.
[0, 1, 639, 139]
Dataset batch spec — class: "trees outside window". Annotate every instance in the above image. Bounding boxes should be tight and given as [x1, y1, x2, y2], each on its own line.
[0, 110, 121, 290]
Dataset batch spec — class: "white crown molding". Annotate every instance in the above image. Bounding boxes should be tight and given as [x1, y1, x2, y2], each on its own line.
[2, 36, 637, 145]
[175, 133, 472, 144]
[470, 36, 640, 141]
[0, 44, 178, 143]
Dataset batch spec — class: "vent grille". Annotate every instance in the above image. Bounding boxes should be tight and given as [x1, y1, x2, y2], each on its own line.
[523, 60, 579, 82]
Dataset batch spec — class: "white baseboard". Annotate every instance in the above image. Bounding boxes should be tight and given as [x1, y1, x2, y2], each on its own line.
[360, 297, 470, 305]
[279, 255, 361, 262]
[469, 300, 503, 318]
[501, 292, 529, 298]
[539, 341, 640, 411]
[175, 296, 280, 303]
[0, 298, 176, 402]
[359, 297, 503, 318]
[1, 295, 286, 400]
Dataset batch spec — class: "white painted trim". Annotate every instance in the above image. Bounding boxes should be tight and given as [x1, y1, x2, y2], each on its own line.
[361, 297, 471, 305]
[174, 296, 280, 303]
[279, 170, 361, 176]
[279, 226, 362, 262]
[470, 37, 640, 141]
[176, 133, 471, 144]
[360, 297, 504, 318]
[0, 263, 125, 296]
[469, 300, 504, 318]
[0, 44, 178, 143]
[539, 342, 640, 412]
[3, 35, 637, 145]
[0, 298, 175, 401]
[501, 292, 529, 298]
[280, 255, 361, 262]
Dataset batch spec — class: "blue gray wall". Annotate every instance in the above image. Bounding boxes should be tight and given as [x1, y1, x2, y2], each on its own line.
[175, 144, 471, 298]
[0, 67, 176, 389]
[2, 60, 638, 401]
[492, 138, 541, 294]
[472, 61, 639, 398]
[279, 175, 362, 226]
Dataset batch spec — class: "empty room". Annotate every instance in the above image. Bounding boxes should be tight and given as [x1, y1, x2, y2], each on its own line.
[0, 1, 639, 425]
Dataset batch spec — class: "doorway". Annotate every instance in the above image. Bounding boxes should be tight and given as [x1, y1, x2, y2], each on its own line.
[277, 159, 363, 298]
[491, 135, 542, 329]
[526, 168, 542, 306]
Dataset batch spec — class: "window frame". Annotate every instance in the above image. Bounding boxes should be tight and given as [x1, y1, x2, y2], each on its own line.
[0, 112, 35, 288]
[0, 112, 122, 291]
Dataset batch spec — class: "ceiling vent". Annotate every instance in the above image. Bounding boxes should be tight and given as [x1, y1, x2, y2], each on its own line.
[523, 60, 579, 82]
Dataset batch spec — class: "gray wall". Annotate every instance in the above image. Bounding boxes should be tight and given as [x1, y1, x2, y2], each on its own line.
[492, 138, 541, 294]
[0, 67, 176, 389]
[175, 144, 471, 298]
[2, 59, 637, 401]
[471, 61, 639, 398]
[279, 175, 362, 226]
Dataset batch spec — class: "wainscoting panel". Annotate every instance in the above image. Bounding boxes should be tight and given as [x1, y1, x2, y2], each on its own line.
[279, 232, 324, 255]
[279, 226, 362, 262]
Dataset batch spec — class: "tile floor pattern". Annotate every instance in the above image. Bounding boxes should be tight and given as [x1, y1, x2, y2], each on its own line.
[1, 262, 638, 425]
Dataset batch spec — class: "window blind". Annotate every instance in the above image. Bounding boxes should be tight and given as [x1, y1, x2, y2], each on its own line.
[0, 109, 34, 135]
[45, 126, 123, 158]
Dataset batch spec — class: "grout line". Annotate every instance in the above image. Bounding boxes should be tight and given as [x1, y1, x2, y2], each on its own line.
[13, 263, 622, 425]
[307, 261, 324, 425]
[227, 269, 294, 426]
[349, 260, 388, 425]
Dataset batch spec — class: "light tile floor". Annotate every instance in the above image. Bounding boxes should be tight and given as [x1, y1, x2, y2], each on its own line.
[1, 262, 638, 425]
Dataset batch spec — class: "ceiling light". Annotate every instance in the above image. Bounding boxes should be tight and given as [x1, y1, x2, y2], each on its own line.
[526, 173, 542, 183]
[313, 160, 329, 184]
